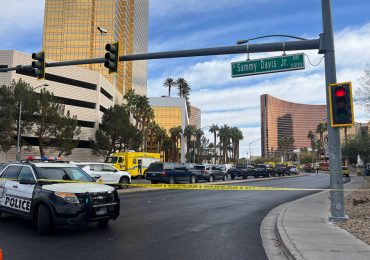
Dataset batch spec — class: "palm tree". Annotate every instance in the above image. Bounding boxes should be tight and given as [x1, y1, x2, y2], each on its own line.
[169, 126, 182, 162]
[316, 122, 327, 159]
[194, 128, 204, 163]
[155, 126, 167, 153]
[175, 78, 191, 115]
[307, 130, 316, 151]
[230, 127, 243, 163]
[123, 89, 138, 118]
[141, 105, 154, 151]
[147, 122, 159, 152]
[161, 137, 172, 162]
[176, 78, 189, 97]
[218, 125, 230, 163]
[209, 124, 219, 163]
[184, 125, 196, 162]
[163, 78, 175, 97]
[278, 136, 295, 161]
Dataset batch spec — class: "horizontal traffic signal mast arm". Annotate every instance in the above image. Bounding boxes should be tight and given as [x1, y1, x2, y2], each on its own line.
[0, 37, 321, 73]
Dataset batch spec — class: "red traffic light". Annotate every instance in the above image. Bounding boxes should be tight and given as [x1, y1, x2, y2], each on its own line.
[335, 87, 346, 97]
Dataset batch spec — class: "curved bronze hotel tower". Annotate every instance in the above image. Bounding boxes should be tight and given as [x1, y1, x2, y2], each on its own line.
[260, 94, 327, 157]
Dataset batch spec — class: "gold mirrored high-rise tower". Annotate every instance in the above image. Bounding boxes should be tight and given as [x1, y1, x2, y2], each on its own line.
[42, 0, 148, 96]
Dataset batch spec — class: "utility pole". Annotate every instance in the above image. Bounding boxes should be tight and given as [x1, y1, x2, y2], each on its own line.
[321, 0, 346, 221]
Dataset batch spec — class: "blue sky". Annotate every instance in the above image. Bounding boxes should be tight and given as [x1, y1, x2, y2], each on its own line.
[1, 0, 370, 157]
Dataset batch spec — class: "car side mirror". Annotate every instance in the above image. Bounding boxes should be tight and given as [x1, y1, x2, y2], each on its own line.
[93, 175, 101, 182]
[19, 178, 36, 185]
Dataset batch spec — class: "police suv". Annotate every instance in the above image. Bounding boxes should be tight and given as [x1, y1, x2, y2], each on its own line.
[0, 162, 120, 234]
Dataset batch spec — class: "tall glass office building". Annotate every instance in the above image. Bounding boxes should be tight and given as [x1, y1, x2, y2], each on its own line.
[42, 0, 148, 96]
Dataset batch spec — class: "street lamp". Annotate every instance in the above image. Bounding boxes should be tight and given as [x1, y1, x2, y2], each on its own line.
[16, 83, 49, 161]
[97, 26, 107, 66]
[248, 138, 260, 163]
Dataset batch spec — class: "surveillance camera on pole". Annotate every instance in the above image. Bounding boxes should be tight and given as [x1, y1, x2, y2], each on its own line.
[104, 42, 119, 74]
[97, 26, 107, 34]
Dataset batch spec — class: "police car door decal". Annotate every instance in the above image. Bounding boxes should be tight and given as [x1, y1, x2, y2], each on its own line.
[0, 166, 36, 213]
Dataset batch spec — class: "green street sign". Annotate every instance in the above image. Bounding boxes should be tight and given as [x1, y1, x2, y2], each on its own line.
[231, 53, 305, 77]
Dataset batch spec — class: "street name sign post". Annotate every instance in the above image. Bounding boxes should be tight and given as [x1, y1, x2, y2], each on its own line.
[231, 53, 305, 77]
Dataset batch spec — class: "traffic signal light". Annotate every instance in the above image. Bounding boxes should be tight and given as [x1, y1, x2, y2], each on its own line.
[104, 42, 119, 73]
[329, 82, 354, 127]
[31, 51, 45, 79]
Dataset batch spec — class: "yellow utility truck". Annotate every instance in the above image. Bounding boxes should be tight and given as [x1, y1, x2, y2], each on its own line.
[105, 152, 161, 178]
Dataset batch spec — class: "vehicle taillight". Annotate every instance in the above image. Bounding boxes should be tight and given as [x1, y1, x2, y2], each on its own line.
[162, 171, 166, 176]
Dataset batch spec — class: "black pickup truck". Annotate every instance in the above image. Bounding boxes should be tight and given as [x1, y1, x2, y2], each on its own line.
[254, 164, 274, 178]
[227, 164, 256, 179]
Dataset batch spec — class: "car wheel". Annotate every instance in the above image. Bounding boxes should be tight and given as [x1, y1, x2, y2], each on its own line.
[223, 175, 228, 181]
[242, 176, 247, 179]
[190, 175, 197, 184]
[208, 175, 214, 182]
[231, 175, 235, 179]
[168, 176, 176, 184]
[151, 180, 159, 184]
[38, 204, 53, 235]
[254, 175, 259, 178]
[97, 220, 109, 228]
[119, 177, 129, 189]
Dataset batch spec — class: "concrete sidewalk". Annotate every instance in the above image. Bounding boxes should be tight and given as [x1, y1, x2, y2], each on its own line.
[276, 175, 370, 260]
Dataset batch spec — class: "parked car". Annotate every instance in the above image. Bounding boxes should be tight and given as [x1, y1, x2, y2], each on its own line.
[342, 166, 350, 177]
[275, 164, 288, 176]
[145, 162, 201, 184]
[303, 164, 314, 173]
[227, 164, 255, 179]
[73, 162, 131, 189]
[288, 166, 299, 175]
[254, 164, 272, 178]
[194, 164, 228, 182]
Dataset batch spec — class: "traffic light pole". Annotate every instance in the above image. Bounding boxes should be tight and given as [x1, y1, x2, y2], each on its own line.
[321, 0, 346, 221]
[0, 39, 320, 73]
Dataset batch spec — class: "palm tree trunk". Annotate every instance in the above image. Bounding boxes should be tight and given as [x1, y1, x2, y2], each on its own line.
[149, 129, 154, 152]
[213, 133, 217, 163]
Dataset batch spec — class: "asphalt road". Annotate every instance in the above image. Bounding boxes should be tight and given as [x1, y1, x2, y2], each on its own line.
[0, 173, 339, 260]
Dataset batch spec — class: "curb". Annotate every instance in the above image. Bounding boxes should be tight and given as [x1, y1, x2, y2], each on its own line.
[275, 194, 317, 260]
[273, 176, 356, 260]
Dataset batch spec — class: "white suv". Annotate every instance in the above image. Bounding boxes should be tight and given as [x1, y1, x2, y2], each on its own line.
[73, 162, 131, 189]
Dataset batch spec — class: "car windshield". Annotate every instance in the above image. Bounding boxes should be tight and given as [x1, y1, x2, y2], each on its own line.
[105, 156, 117, 163]
[36, 167, 93, 182]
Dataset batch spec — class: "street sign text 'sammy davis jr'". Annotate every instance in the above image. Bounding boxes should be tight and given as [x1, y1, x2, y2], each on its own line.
[231, 53, 305, 77]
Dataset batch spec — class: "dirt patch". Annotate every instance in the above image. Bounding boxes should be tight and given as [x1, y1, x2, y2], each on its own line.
[337, 179, 370, 245]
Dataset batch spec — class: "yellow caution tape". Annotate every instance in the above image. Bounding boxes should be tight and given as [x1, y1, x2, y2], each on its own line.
[0, 178, 365, 191]
[128, 183, 326, 191]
